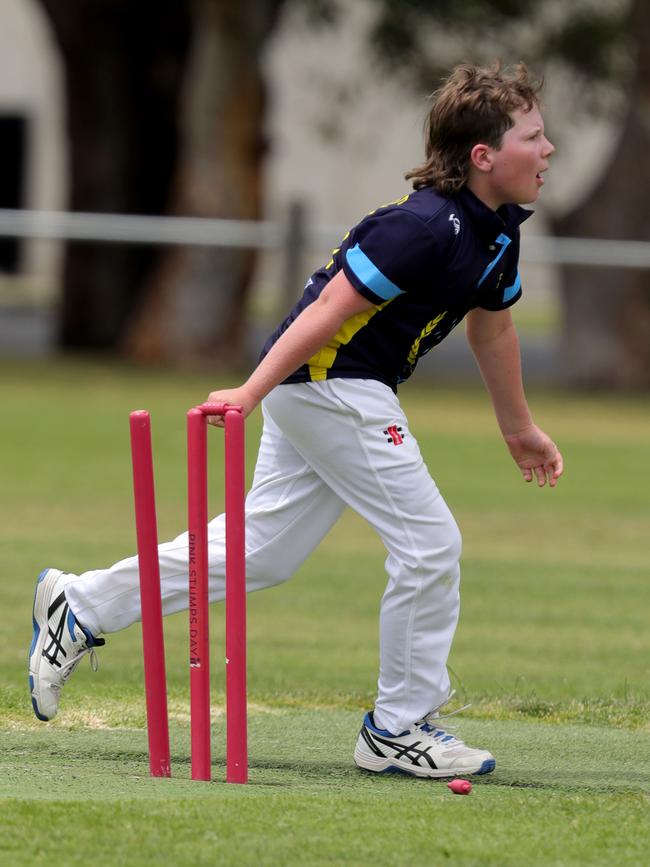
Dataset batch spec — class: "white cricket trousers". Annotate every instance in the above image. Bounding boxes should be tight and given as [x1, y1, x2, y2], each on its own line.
[65, 379, 462, 735]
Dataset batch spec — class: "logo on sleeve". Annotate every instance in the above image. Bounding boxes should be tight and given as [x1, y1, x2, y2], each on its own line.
[448, 213, 461, 235]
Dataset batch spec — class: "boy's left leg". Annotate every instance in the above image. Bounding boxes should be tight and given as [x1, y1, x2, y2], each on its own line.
[264, 380, 461, 729]
[264, 380, 495, 777]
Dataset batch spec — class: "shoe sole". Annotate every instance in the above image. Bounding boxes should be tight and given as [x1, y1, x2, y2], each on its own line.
[28, 568, 63, 721]
[354, 744, 495, 779]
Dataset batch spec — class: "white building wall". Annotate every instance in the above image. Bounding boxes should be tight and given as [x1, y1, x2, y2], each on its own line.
[0, 0, 65, 291]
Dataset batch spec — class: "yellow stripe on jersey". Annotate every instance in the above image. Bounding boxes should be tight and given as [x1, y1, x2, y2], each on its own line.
[307, 300, 391, 381]
[366, 193, 411, 216]
[324, 196, 411, 269]
[325, 230, 350, 270]
[407, 311, 447, 367]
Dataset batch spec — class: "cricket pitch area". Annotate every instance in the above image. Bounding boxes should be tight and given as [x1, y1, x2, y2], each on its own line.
[1, 359, 649, 866]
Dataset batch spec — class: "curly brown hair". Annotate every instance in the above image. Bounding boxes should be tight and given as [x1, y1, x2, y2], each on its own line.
[405, 62, 544, 196]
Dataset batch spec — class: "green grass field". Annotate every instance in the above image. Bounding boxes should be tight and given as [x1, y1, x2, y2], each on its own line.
[1, 358, 649, 866]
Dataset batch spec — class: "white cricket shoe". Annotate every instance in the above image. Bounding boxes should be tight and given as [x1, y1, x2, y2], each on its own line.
[28, 568, 105, 721]
[354, 709, 495, 778]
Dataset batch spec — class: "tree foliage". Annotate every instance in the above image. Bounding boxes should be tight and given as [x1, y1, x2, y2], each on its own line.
[303, 1, 629, 66]
[311, 0, 633, 106]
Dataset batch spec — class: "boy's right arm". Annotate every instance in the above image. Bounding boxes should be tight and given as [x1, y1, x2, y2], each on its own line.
[205, 270, 374, 426]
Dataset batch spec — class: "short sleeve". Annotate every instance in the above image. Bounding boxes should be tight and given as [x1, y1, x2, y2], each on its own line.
[478, 268, 523, 311]
[342, 210, 442, 305]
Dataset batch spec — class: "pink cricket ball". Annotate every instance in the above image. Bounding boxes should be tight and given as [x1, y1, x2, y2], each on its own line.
[447, 778, 472, 795]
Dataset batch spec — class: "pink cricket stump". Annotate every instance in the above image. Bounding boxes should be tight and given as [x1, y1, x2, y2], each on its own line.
[187, 403, 248, 784]
[223, 407, 248, 784]
[187, 407, 211, 781]
[129, 411, 171, 778]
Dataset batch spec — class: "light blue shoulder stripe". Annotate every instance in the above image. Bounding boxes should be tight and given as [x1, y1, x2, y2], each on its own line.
[502, 271, 521, 303]
[345, 243, 405, 301]
[477, 233, 511, 287]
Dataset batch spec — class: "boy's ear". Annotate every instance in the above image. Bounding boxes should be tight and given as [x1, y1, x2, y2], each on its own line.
[470, 143, 493, 173]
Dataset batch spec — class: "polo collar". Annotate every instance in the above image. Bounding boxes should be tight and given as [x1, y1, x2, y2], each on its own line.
[456, 186, 533, 240]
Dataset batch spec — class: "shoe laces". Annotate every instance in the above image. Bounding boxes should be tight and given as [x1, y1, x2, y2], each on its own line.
[416, 690, 472, 745]
[52, 640, 104, 691]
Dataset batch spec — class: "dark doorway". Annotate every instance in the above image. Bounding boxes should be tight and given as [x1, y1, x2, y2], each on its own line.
[0, 114, 27, 273]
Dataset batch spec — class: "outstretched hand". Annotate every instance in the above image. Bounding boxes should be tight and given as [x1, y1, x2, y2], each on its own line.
[203, 386, 259, 428]
[503, 424, 563, 488]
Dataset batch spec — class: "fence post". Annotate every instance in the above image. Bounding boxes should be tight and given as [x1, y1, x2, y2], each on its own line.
[282, 199, 308, 315]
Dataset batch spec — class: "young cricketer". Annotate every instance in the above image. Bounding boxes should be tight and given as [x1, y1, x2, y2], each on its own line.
[30, 62, 562, 778]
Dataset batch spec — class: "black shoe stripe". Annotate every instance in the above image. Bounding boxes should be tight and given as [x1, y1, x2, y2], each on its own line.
[47, 591, 66, 619]
[43, 595, 70, 668]
[365, 729, 439, 769]
[361, 725, 386, 758]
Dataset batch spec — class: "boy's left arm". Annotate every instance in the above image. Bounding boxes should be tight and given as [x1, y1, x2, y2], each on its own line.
[465, 307, 563, 488]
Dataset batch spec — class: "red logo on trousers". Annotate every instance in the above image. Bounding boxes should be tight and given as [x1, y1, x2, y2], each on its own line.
[384, 425, 404, 445]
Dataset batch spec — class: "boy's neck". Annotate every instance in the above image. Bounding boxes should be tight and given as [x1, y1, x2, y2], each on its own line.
[465, 178, 504, 212]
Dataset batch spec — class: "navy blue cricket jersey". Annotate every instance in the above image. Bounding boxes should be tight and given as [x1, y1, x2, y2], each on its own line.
[261, 185, 532, 390]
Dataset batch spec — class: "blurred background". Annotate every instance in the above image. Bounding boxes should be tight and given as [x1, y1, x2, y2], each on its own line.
[0, 0, 648, 390]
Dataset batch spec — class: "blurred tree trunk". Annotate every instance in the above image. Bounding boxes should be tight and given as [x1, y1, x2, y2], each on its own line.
[39, 0, 283, 362]
[38, 0, 192, 350]
[553, 0, 650, 389]
[123, 0, 285, 366]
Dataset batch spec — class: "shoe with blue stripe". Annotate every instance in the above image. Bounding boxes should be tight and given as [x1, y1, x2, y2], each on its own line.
[29, 568, 105, 721]
[354, 708, 496, 779]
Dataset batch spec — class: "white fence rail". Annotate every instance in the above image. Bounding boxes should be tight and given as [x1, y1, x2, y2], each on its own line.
[0, 208, 285, 249]
[1, 207, 650, 270]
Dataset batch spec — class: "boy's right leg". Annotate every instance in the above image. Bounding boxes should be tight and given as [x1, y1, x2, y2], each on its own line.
[29, 568, 105, 721]
[65, 408, 345, 635]
[30, 409, 345, 718]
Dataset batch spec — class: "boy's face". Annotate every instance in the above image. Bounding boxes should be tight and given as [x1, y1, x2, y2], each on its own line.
[471, 105, 555, 208]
